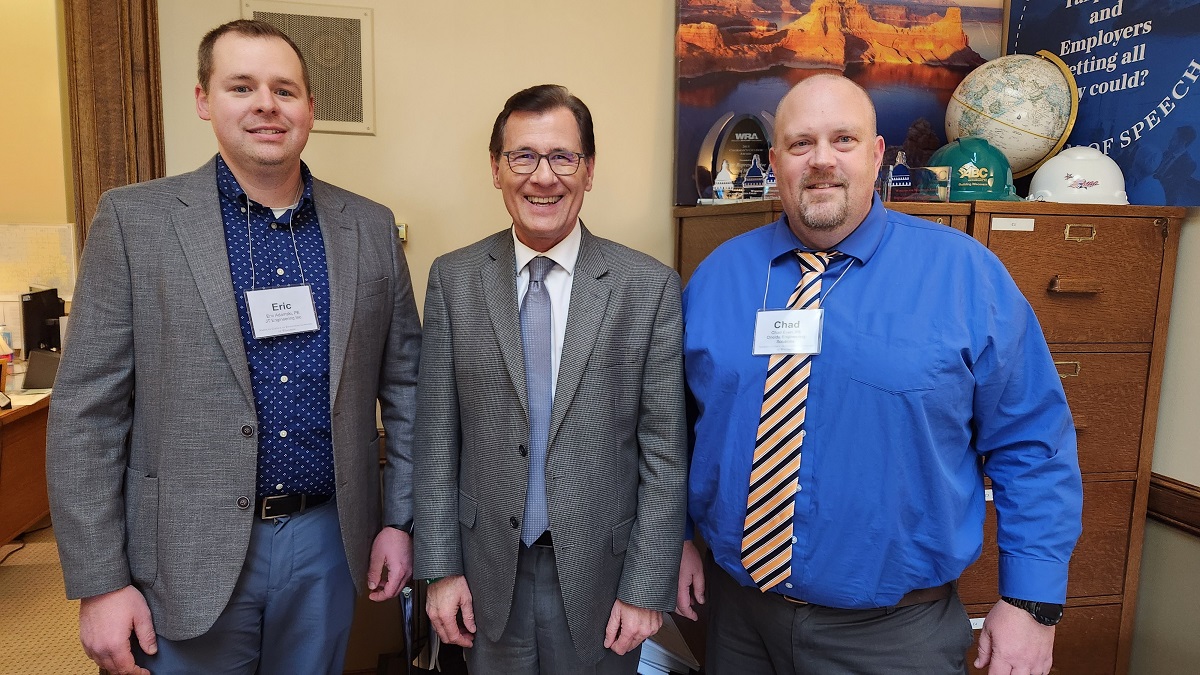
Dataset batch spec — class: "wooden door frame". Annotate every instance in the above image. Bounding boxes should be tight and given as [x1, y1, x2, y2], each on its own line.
[62, 0, 165, 253]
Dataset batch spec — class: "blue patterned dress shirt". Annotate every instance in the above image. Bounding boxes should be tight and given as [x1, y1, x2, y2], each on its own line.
[215, 155, 334, 498]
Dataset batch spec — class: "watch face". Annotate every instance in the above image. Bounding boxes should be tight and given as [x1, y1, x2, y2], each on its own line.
[1037, 602, 1064, 625]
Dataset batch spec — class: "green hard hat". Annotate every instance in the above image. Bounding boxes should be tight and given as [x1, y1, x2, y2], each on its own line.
[929, 136, 1021, 201]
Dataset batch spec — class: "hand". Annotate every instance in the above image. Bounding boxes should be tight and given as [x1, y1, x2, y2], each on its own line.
[675, 540, 705, 621]
[367, 527, 413, 601]
[426, 575, 477, 648]
[973, 599, 1056, 675]
[78, 585, 156, 675]
[604, 599, 663, 656]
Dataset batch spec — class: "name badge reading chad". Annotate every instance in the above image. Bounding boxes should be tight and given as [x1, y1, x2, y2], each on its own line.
[753, 309, 823, 356]
[245, 285, 319, 339]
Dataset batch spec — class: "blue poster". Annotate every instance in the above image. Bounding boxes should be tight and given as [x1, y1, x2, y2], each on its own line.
[1007, 0, 1200, 205]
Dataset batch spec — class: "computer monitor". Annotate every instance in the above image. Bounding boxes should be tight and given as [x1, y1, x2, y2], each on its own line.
[20, 287, 65, 354]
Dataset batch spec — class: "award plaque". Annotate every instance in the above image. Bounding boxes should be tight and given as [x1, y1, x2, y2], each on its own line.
[695, 113, 773, 202]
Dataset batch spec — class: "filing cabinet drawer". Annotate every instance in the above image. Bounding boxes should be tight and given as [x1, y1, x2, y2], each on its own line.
[958, 480, 1134, 605]
[1053, 351, 1149, 475]
[887, 201, 971, 232]
[967, 602, 1121, 675]
[971, 209, 1165, 344]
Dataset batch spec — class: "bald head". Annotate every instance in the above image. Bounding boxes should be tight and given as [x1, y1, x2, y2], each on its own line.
[774, 74, 878, 141]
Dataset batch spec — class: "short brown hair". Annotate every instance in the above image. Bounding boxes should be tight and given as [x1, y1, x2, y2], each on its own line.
[489, 84, 595, 159]
[197, 19, 310, 95]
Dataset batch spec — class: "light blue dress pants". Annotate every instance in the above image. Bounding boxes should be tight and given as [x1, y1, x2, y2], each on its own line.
[132, 498, 356, 674]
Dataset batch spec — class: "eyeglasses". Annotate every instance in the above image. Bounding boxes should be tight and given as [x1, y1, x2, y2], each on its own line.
[500, 150, 587, 176]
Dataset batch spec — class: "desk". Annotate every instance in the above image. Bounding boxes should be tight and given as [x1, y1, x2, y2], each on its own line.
[0, 395, 50, 545]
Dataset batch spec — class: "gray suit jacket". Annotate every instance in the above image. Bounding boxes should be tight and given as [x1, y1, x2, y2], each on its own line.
[413, 226, 687, 664]
[45, 158, 421, 640]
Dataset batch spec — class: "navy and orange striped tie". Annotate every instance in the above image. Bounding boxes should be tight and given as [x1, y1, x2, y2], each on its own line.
[742, 250, 837, 591]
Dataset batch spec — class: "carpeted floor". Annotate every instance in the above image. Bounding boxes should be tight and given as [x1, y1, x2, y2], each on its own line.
[0, 519, 94, 674]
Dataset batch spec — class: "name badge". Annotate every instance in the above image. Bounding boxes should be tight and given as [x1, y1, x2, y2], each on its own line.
[245, 285, 320, 339]
[753, 309, 823, 355]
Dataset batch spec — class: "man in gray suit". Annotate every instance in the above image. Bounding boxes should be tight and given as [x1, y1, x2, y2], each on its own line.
[413, 84, 687, 674]
[46, 19, 420, 675]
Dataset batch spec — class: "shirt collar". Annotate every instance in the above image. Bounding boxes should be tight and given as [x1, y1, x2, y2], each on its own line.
[771, 194, 888, 266]
[513, 220, 582, 277]
[215, 154, 315, 213]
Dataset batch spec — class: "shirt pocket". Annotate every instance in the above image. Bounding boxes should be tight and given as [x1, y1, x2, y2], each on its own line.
[848, 312, 945, 394]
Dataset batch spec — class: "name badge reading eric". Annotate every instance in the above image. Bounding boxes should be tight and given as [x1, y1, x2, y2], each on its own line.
[753, 309, 823, 356]
[245, 285, 320, 339]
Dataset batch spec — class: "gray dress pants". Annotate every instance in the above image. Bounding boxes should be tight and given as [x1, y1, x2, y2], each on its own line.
[704, 552, 973, 675]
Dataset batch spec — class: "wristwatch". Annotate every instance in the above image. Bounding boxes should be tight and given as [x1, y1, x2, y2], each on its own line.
[1001, 596, 1064, 626]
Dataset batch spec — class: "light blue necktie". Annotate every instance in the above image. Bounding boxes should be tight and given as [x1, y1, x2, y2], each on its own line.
[520, 256, 554, 545]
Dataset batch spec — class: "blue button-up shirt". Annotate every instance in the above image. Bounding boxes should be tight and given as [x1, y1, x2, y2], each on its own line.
[215, 155, 334, 498]
[683, 196, 1082, 607]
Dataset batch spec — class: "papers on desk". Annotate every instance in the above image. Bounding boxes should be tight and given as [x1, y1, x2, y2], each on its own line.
[6, 391, 49, 407]
[638, 613, 700, 675]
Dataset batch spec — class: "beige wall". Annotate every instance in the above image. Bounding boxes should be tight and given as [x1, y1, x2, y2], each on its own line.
[1131, 211, 1200, 674]
[157, 0, 678, 312]
[1131, 521, 1200, 673]
[1149, 212, 1200, 485]
[0, 0, 72, 224]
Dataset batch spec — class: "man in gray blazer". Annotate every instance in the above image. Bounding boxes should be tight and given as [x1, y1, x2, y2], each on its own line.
[413, 84, 687, 674]
[45, 20, 420, 675]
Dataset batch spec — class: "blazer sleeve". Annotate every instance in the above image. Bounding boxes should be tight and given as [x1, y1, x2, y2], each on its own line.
[412, 257, 465, 579]
[616, 269, 688, 610]
[45, 192, 139, 599]
[378, 216, 422, 531]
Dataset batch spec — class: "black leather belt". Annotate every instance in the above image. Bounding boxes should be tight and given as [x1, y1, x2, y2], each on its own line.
[257, 494, 331, 520]
[780, 582, 954, 610]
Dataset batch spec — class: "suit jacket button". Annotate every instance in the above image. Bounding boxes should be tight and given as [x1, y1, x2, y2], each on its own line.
[237, 496, 250, 509]
[241, 425, 255, 437]
[510, 516, 520, 529]
[519, 444, 528, 457]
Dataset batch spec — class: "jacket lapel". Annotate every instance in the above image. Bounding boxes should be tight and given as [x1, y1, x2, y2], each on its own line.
[549, 225, 609, 448]
[168, 159, 255, 409]
[481, 233, 529, 417]
[314, 180, 358, 409]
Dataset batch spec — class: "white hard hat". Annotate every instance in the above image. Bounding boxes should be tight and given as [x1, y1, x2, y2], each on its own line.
[1027, 146, 1129, 204]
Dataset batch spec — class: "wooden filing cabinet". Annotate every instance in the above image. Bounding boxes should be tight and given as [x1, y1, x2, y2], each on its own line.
[964, 201, 1183, 675]
[674, 200, 1183, 675]
[674, 200, 971, 285]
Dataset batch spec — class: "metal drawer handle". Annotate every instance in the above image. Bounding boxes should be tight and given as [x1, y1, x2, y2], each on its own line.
[1055, 361, 1080, 378]
[1049, 276, 1103, 294]
[1064, 224, 1097, 241]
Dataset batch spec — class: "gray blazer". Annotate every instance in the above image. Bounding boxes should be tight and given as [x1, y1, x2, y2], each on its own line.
[413, 226, 687, 664]
[45, 158, 421, 641]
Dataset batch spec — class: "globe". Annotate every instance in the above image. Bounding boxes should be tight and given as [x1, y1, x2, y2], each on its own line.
[945, 50, 1078, 178]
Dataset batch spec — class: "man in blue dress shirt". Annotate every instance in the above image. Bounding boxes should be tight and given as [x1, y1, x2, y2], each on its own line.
[47, 20, 421, 674]
[676, 74, 1082, 674]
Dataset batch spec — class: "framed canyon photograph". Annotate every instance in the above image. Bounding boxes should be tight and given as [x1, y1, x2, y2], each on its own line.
[675, 0, 1007, 204]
